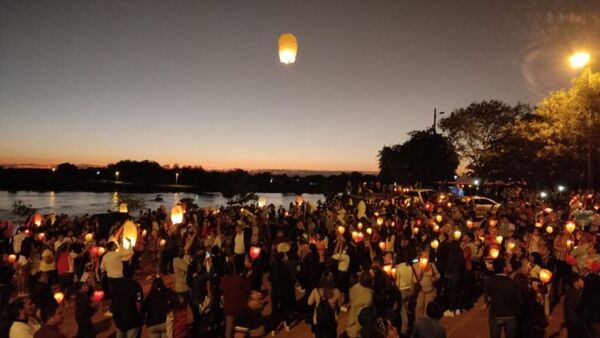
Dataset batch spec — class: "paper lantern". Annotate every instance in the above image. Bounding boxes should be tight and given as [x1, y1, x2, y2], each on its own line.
[54, 292, 64, 304]
[379, 242, 386, 251]
[377, 217, 384, 226]
[8, 254, 16, 264]
[257, 197, 267, 208]
[566, 239, 573, 248]
[544, 207, 553, 214]
[435, 215, 443, 223]
[425, 203, 432, 211]
[418, 257, 429, 270]
[24, 229, 31, 237]
[171, 205, 184, 225]
[337, 226, 345, 235]
[34, 212, 43, 226]
[565, 221, 576, 233]
[122, 220, 138, 249]
[453, 230, 462, 240]
[374, 212, 379, 217]
[495, 236, 503, 245]
[159, 238, 166, 247]
[546, 226, 554, 234]
[84, 233, 94, 242]
[507, 240, 516, 251]
[351, 231, 359, 241]
[279, 33, 297, 64]
[295, 195, 304, 205]
[92, 290, 105, 302]
[466, 220, 473, 229]
[97, 247, 106, 256]
[535, 222, 543, 228]
[489, 248, 500, 259]
[37, 232, 45, 241]
[539, 269, 552, 283]
[366, 227, 372, 235]
[357, 222, 363, 230]
[430, 239, 439, 249]
[356, 232, 364, 242]
[90, 246, 99, 256]
[412, 227, 419, 235]
[432, 224, 440, 232]
[250, 246, 261, 260]
[447, 202, 452, 208]
[489, 219, 497, 227]
[118, 203, 128, 213]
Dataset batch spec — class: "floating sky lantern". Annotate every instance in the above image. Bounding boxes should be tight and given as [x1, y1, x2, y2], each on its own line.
[122, 220, 138, 249]
[565, 221, 576, 233]
[118, 202, 128, 213]
[539, 269, 552, 283]
[257, 197, 267, 208]
[546, 226, 554, 234]
[250, 246, 262, 260]
[366, 227, 372, 235]
[337, 226, 345, 235]
[496, 236, 503, 245]
[453, 230, 462, 240]
[84, 233, 94, 242]
[34, 212, 42, 226]
[278, 33, 297, 64]
[489, 248, 500, 259]
[171, 205, 184, 225]
[418, 257, 429, 270]
[92, 290, 105, 302]
[430, 239, 439, 249]
[53, 292, 65, 304]
[376, 217, 384, 226]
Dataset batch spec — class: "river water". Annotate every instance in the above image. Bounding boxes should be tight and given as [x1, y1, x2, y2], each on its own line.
[0, 191, 325, 221]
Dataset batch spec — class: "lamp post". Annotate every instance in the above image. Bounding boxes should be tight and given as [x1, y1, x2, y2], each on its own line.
[433, 108, 445, 134]
[175, 172, 179, 186]
[569, 51, 594, 192]
[115, 171, 119, 182]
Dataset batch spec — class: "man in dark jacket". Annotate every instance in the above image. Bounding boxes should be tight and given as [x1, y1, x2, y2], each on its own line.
[564, 273, 584, 338]
[484, 258, 523, 338]
[111, 269, 143, 338]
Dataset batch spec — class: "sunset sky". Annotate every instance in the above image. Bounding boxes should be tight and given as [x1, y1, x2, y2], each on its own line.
[1, 1, 598, 171]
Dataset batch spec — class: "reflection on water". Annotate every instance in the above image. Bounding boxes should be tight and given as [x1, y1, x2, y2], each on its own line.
[0, 191, 325, 221]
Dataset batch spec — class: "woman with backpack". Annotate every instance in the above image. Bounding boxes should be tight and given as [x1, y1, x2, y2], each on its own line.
[307, 272, 341, 338]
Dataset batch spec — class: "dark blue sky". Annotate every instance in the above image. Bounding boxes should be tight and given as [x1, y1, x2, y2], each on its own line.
[1, 0, 598, 171]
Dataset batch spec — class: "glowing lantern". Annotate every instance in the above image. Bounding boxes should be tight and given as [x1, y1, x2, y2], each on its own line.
[383, 265, 392, 275]
[466, 220, 473, 229]
[357, 222, 363, 230]
[418, 257, 429, 270]
[425, 203, 432, 211]
[546, 226, 554, 234]
[118, 203, 128, 213]
[379, 242, 386, 251]
[566, 239, 573, 248]
[90, 246, 99, 256]
[278, 33, 297, 64]
[159, 239, 166, 247]
[8, 254, 16, 264]
[489, 219, 498, 227]
[453, 230, 462, 240]
[356, 232, 364, 242]
[97, 247, 106, 256]
[53, 292, 64, 304]
[351, 231, 358, 241]
[37, 232, 45, 241]
[24, 229, 31, 237]
[295, 195, 304, 205]
[565, 221, 576, 233]
[539, 269, 552, 283]
[489, 248, 500, 259]
[447, 202, 452, 208]
[432, 224, 440, 232]
[336, 226, 345, 235]
[250, 246, 261, 260]
[495, 236, 503, 245]
[171, 205, 184, 225]
[435, 215, 443, 223]
[507, 240, 516, 251]
[366, 227, 373, 235]
[535, 222, 543, 228]
[377, 217, 384, 226]
[412, 227, 419, 235]
[257, 197, 267, 208]
[34, 212, 43, 226]
[390, 268, 397, 279]
[84, 233, 94, 242]
[122, 220, 138, 249]
[92, 290, 105, 302]
[544, 207, 553, 214]
[430, 239, 439, 249]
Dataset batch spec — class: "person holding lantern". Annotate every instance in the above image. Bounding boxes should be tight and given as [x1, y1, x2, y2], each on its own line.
[412, 251, 440, 319]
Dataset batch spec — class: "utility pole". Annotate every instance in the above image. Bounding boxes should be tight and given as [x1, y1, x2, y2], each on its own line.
[433, 108, 445, 134]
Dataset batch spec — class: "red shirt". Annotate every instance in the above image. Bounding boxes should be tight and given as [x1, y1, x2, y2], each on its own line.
[57, 252, 69, 274]
[219, 274, 248, 316]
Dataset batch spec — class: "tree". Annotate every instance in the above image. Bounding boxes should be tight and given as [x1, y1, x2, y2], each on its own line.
[438, 100, 531, 174]
[378, 129, 458, 185]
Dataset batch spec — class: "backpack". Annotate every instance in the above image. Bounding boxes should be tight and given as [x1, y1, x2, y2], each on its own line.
[315, 289, 336, 328]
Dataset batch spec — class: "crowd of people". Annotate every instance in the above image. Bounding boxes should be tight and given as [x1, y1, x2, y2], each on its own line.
[0, 185, 599, 338]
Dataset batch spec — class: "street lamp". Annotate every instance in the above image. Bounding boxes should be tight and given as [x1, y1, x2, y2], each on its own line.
[569, 51, 594, 192]
[175, 172, 179, 185]
[115, 171, 119, 181]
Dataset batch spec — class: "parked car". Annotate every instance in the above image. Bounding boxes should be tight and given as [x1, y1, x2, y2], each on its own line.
[459, 196, 502, 216]
[406, 189, 436, 204]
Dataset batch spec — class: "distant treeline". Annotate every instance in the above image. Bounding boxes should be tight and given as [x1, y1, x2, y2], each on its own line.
[0, 160, 376, 196]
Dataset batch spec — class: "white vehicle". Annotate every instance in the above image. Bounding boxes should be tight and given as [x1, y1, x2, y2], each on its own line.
[462, 196, 502, 216]
[406, 189, 436, 204]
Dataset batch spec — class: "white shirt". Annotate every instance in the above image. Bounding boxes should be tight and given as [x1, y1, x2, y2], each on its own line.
[395, 263, 413, 291]
[332, 251, 350, 272]
[100, 248, 133, 278]
[234, 232, 245, 255]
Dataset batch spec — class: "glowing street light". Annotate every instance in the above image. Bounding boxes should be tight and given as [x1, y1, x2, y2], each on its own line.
[570, 51, 591, 69]
[175, 172, 179, 185]
[115, 171, 120, 181]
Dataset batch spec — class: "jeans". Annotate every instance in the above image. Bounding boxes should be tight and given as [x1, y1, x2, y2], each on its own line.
[147, 323, 167, 338]
[489, 316, 517, 338]
[116, 327, 140, 338]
